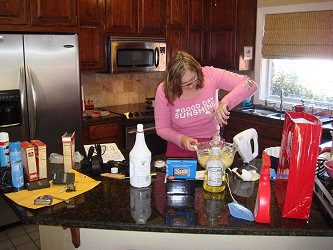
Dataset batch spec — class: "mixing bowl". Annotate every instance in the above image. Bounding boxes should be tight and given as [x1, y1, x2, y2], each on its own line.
[324, 160, 333, 179]
[196, 141, 237, 169]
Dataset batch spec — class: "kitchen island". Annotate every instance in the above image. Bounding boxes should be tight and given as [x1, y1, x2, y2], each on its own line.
[1, 158, 332, 250]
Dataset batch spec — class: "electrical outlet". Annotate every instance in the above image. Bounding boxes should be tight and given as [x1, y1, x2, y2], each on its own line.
[244, 46, 253, 60]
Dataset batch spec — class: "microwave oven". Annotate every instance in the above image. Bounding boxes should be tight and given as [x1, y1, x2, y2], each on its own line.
[108, 36, 166, 73]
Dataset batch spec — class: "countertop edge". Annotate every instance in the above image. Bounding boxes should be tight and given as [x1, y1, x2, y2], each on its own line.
[18, 216, 333, 237]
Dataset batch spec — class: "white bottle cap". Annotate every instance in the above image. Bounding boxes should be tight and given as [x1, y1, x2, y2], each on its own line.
[111, 167, 119, 174]
[137, 124, 143, 132]
[0, 132, 9, 142]
[154, 160, 166, 168]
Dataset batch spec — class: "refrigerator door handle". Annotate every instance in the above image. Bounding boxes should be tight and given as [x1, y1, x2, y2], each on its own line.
[20, 66, 29, 138]
[27, 65, 38, 139]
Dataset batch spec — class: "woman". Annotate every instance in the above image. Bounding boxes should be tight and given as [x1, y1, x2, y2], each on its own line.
[154, 51, 258, 158]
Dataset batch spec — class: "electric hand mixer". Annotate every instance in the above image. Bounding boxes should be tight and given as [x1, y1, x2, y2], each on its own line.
[233, 128, 259, 169]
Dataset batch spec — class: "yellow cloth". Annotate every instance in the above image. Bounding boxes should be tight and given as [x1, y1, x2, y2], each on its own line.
[5, 170, 101, 209]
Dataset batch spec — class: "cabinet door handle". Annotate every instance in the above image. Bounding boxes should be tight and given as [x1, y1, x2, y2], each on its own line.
[27, 65, 38, 139]
[154, 47, 159, 68]
[20, 66, 29, 137]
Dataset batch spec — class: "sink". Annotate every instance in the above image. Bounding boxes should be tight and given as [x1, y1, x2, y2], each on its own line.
[268, 113, 285, 119]
[238, 105, 286, 119]
[241, 109, 278, 116]
[238, 106, 280, 117]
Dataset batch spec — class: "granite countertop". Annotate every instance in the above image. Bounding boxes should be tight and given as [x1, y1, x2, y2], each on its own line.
[2, 159, 332, 237]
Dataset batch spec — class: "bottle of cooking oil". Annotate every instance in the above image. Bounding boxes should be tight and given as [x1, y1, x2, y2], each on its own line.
[203, 137, 226, 192]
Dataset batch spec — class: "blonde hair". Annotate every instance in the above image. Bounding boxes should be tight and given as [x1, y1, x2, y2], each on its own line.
[163, 51, 204, 105]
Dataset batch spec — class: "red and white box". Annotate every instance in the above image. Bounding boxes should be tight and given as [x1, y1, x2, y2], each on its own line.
[62, 132, 75, 172]
[30, 140, 47, 180]
[21, 141, 38, 182]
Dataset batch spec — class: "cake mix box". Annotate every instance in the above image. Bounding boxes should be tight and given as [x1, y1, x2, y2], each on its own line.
[21, 141, 38, 182]
[62, 132, 75, 172]
[30, 140, 47, 180]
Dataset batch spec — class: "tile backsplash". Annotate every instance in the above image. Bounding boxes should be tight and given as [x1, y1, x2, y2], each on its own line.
[81, 70, 254, 108]
[81, 72, 165, 107]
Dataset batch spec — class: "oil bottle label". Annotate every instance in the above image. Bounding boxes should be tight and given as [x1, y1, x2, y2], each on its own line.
[207, 167, 222, 187]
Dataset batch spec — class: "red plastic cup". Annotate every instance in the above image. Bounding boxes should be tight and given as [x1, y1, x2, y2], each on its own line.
[294, 105, 305, 112]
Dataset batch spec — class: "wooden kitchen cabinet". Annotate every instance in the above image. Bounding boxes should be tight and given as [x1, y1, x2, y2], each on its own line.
[138, 0, 166, 35]
[205, 0, 257, 70]
[166, 0, 188, 62]
[222, 111, 284, 157]
[82, 119, 123, 147]
[206, 0, 236, 69]
[0, 0, 78, 31]
[0, 0, 29, 25]
[166, 0, 256, 70]
[105, 0, 136, 34]
[166, 0, 205, 64]
[106, 0, 166, 37]
[188, 0, 204, 64]
[30, 0, 77, 26]
[235, 0, 257, 71]
[78, 0, 106, 71]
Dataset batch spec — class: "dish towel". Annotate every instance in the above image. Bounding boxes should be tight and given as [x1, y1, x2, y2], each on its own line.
[5, 170, 101, 209]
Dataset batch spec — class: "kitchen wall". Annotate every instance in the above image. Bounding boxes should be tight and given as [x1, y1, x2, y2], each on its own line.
[81, 72, 165, 107]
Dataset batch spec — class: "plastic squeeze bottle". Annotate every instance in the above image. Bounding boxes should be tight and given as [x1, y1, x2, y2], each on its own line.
[130, 124, 152, 188]
[203, 136, 225, 192]
[9, 142, 24, 191]
[254, 151, 271, 223]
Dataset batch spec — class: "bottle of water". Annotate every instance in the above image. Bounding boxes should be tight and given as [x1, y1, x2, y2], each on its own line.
[129, 124, 151, 188]
[9, 142, 24, 191]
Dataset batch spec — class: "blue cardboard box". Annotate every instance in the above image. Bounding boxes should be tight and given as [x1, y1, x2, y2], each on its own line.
[166, 158, 197, 180]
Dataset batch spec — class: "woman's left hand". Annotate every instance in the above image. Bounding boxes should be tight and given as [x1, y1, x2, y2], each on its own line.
[215, 102, 230, 126]
[181, 136, 199, 151]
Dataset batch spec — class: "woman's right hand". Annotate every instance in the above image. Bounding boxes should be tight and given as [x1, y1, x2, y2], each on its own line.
[181, 136, 199, 151]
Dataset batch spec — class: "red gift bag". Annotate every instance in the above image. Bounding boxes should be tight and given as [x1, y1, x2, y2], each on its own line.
[275, 111, 322, 219]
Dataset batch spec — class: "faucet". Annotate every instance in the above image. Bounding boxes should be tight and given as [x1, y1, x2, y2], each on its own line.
[280, 89, 284, 112]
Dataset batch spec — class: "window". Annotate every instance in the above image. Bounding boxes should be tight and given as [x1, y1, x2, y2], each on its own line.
[269, 58, 333, 103]
[255, 2, 333, 110]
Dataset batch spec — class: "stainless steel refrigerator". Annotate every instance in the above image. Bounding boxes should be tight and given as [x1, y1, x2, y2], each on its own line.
[0, 34, 82, 156]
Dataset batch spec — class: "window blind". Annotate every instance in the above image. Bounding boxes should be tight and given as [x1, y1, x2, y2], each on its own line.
[262, 10, 333, 59]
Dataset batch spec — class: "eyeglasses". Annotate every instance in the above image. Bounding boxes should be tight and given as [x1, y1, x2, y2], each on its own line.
[181, 75, 199, 87]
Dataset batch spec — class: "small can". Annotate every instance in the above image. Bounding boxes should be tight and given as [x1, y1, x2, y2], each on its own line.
[0, 132, 10, 167]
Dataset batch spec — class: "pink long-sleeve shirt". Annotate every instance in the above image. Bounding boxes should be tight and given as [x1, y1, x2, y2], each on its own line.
[154, 66, 258, 148]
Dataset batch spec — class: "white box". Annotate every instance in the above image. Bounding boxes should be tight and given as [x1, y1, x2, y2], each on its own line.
[62, 132, 75, 172]
[21, 141, 38, 182]
[30, 140, 47, 180]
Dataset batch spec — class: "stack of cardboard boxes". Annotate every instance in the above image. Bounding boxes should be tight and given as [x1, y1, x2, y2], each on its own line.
[21, 140, 47, 182]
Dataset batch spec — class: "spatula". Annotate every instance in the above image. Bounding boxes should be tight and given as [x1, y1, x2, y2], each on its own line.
[226, 173, 254, 221]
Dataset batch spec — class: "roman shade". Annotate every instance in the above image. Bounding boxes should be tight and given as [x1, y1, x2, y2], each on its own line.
[262, 10, 333, 59]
